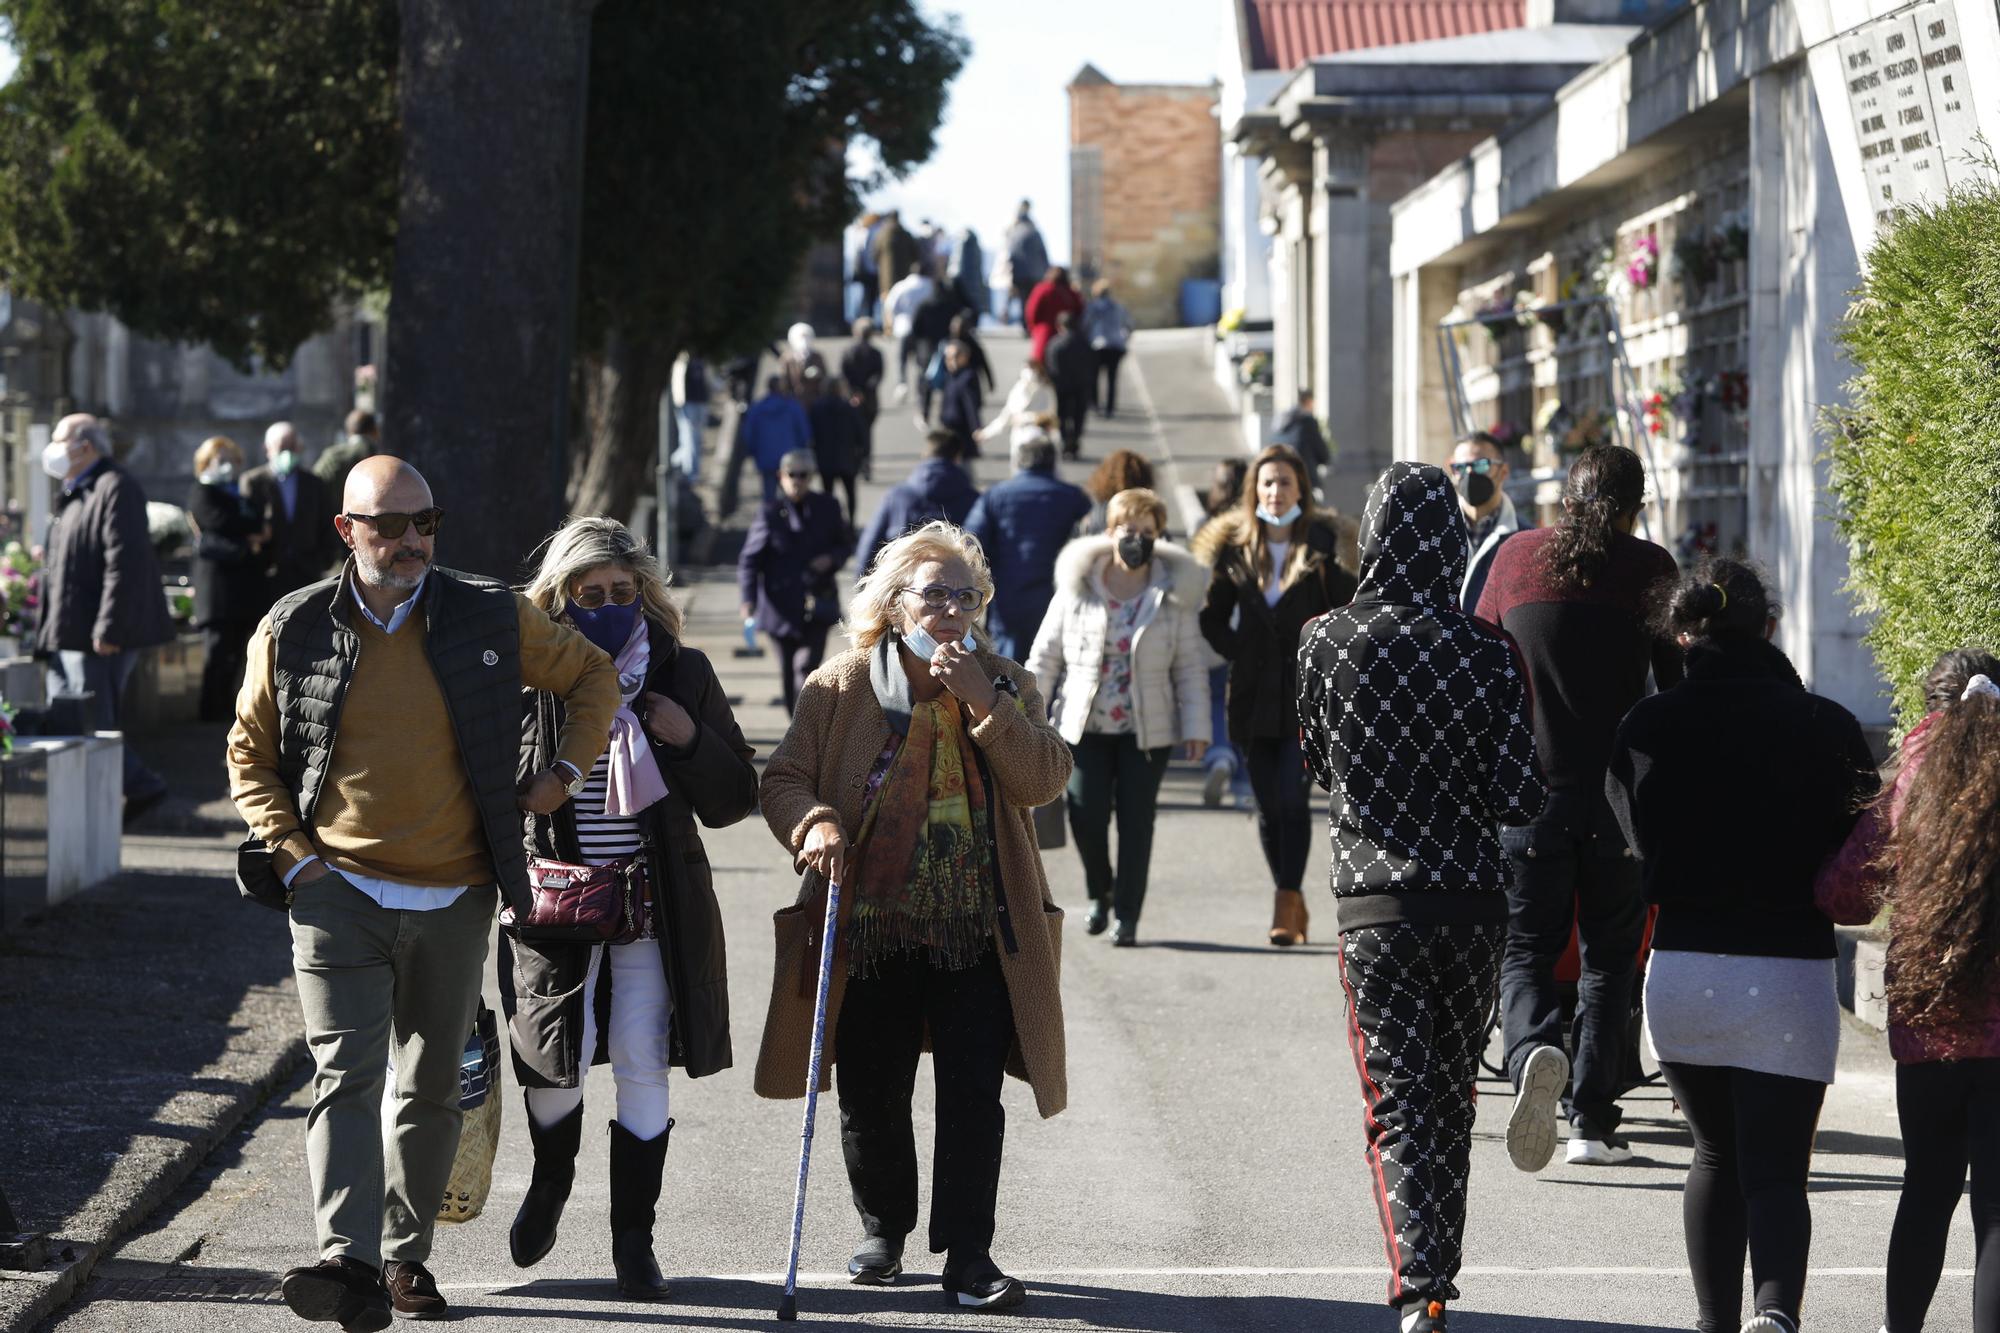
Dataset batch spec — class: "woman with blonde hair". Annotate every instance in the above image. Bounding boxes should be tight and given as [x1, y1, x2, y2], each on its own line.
[501, 516, 757, 1299]
[1029, 488, 1209, 944]
[1196, 444, 1357, 946]
[755, 520, 1072, 1310]
[185, 435, 265, 720]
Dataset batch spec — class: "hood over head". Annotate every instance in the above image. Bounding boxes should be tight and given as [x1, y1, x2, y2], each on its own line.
[1352, 461, 1467, 611]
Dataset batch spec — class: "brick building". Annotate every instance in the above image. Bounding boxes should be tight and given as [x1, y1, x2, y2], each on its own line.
[1067, 66, 1222, 328]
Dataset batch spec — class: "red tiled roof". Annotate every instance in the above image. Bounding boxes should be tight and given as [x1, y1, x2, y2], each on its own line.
[1244, 0, 1529, 70]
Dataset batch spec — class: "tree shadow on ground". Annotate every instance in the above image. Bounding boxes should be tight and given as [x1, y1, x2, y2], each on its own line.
[487, 1275, 1690, 1331]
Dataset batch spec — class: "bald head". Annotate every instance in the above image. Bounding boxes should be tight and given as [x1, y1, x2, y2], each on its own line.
[343, 455, 432, 515]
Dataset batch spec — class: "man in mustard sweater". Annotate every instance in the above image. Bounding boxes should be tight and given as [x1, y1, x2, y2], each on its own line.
[228, 457, 619, 1331]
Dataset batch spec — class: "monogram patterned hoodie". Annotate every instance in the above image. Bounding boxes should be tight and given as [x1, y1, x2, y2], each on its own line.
[1296, 462, 1547, 932]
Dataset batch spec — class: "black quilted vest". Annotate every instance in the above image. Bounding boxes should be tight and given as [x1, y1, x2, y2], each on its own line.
[267, 564, 529, 913]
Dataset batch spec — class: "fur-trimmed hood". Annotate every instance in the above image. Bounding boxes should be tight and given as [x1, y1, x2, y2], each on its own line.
[1053, 534, 1206, 605]
[1190, 507, 1360, 576]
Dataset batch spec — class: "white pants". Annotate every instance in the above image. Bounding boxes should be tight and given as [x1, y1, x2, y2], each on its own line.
[524, 940, 673, 1140]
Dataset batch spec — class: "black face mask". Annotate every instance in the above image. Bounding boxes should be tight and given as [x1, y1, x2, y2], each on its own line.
[1116, 534, 1155, 568]
[1456, 470, 1496, 509]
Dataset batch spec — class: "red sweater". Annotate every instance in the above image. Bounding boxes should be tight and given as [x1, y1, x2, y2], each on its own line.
[1025, 280, 1083, 367]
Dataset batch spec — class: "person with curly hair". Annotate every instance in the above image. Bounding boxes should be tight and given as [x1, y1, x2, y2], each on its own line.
[1817, 646, 2000, 1333]
[1606, 559, 1880, 1333]
[1077, 449, 1154, 537]
[1475, 443, 1680, 1170]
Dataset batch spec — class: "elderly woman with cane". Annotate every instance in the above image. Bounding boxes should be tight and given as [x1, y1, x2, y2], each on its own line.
[754, 520, 1072, 1312]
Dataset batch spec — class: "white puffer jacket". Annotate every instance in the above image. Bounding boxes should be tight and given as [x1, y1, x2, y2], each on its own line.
[1026, 536, 1212, 751]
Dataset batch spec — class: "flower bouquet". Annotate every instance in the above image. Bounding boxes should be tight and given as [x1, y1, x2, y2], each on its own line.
[0, 541, 40, 642]
[1626, 235, 1660, 291]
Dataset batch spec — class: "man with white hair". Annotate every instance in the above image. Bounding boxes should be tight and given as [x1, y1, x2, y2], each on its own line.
[35, 412, 174, 820]
[963, 429, 1091, 663]
[243, 420, 340, 605]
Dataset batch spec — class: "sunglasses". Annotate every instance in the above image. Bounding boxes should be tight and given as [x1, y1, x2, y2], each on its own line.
[1450, 459, 1497, 477]
[903, 583, 985, 613]
[571, 585, 639, 611]
[781, 471, 814, 480]
[344, 507, 444, 539]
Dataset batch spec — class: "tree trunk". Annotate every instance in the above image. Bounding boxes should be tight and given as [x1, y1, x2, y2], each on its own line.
[381, 0, 598, 585]
[567, 332, 669, 527]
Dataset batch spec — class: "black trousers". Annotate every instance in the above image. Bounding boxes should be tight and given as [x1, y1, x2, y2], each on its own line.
[1340, 922, 1503, 1308]
[1657, 1060, 1826, 1332]
[198, 619, 255, 723]
[1245, 734, 1311, 894]
[1064, 732, 1171, 927]
[836, 947, 1016, 1266]
[1092, 347, 1126, 414]
[1498, 796, 1646, 1134]
[821, 470, 859, 525]
[1887, 1056, 2000, 1333]
[771, 628, 829, 716]
[1055, 386, 1088, 455]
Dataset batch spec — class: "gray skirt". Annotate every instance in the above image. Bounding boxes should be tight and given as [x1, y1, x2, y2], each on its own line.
[1643, 949, 1840, 1084]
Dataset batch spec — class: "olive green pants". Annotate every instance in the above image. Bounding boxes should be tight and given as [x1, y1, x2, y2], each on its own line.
[288, 873, 493, 1268]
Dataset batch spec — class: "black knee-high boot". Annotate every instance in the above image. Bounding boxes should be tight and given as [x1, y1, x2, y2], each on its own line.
[608, 1119, 674, 1299]
[510, 1101, 584, 1268]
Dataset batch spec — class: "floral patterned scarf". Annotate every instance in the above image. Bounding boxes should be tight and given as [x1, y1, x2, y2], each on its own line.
[847, 697, 998, 976]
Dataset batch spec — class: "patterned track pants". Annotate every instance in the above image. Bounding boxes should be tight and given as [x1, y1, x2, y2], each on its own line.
[1339, 922, 1504, 1307]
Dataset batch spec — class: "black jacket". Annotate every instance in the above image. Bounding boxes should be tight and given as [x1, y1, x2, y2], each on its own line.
[501, 627, 758, 1085]
[1606, 635, 1879, 960]
[808, 393, 867, 478]
[1046, 329, 1093, 393]
[1274, 408, 1331, 474]
[37, 460, 173, 655]
[840, 342, 885, 417]
[241, 464, 341, 601]
[186, 480, 266, 630]
[1297, 462, 1546, 930]
[1196, 510, 1356, 743]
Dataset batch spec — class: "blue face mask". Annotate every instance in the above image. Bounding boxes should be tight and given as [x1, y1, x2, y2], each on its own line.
[1256, 503, 1302, 527]
[902, 622, 975, 660]
[565, 599, 640, 656]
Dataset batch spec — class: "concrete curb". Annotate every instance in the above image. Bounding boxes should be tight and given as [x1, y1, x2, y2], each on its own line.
[0, 1032, 306, 1333]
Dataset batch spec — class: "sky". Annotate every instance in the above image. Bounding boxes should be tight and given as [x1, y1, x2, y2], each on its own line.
[857, 0, 1224, 265]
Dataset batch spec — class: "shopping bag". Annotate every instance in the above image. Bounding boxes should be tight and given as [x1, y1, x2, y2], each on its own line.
[1032, 797, 1067, 851]
[436, 1005, 503, 1224]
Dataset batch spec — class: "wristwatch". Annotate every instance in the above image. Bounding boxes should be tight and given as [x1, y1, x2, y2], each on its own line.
[553, 760, 587, 797]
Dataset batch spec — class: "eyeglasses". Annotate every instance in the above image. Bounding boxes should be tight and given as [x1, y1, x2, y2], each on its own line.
[1450, 459, 1497, 477]
[571, 584, 639, 611]
[902, 583, 985, 614]
[344, 507, 444, 538]
[781, 471, 814, 480]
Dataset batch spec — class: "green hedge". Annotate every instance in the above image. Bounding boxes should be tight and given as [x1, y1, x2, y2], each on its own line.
[1827, 175, 2000, 729]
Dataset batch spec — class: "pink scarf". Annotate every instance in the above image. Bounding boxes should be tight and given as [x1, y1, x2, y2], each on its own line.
[600, 619, 670, 817]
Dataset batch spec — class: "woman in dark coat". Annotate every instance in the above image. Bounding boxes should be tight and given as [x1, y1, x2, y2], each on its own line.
[501, 517, 758, 1300]
[1195, 444, 1357, 947]
[737, 449, 855, 714]
[184, 435, 265, 721]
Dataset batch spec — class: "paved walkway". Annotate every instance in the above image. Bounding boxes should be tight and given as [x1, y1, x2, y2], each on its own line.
[16, 329, 1974, 1332]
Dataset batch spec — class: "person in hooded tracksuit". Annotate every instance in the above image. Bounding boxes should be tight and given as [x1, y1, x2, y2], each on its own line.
[1297, 462, 1547, 1333]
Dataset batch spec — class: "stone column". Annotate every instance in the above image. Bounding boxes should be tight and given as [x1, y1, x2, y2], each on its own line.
[1313, 137, 1375, 513]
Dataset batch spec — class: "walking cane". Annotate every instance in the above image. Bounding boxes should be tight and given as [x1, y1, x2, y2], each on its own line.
[777, 876, 841, 1322]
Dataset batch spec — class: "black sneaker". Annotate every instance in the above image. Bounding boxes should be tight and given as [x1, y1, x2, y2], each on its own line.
[1400, 1296, 1448, 1332]
[281, 1257, 392, 1333]
[848, 1235, 904, 1286]
[943, 1256, 1026, 1310]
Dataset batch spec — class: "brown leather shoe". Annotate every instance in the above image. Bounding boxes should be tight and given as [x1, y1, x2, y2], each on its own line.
[1269, 890, 1309, 947]
[280, 1257, 391, 1333]
[383, 1262, 448, 1321]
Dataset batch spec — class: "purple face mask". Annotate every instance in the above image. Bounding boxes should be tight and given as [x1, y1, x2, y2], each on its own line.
[565, 598, 640, 656]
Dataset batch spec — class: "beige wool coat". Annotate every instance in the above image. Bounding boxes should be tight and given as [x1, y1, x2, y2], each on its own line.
[1027, 536, 1211, 751]
[753, 642, 1074, 1118]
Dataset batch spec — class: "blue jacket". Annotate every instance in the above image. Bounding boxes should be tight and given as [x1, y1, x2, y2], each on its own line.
[738, 490, 853, 639]
[963, 464, 1092, 660]
[739, 394, 811, 477]
[856, 458, 980, 578]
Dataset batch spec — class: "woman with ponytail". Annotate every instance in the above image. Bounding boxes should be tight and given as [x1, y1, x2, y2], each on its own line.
[1606, 559, 1880, 1333]
[1474, 443, 1681, 1169]
[1816, 646, 2000, 1333]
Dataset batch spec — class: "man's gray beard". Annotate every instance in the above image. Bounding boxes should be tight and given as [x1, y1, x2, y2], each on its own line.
[356, 554, 427, 592]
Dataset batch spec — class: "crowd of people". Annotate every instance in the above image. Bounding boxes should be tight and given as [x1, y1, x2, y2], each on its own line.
[76, 291, 1972, 1333]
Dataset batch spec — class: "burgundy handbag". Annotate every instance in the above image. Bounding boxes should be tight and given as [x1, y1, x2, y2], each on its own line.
[500, 855, 649, 945]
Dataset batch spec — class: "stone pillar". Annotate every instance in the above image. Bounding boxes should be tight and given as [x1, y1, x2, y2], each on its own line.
[1314, 137, 1374, 513]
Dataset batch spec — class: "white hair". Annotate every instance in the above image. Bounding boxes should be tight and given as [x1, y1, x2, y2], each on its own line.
[264, 421, 299, 451]
[847, 521, 994, 651]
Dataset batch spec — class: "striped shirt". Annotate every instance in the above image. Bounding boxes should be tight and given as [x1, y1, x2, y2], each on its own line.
[573, 749, 657, 943]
